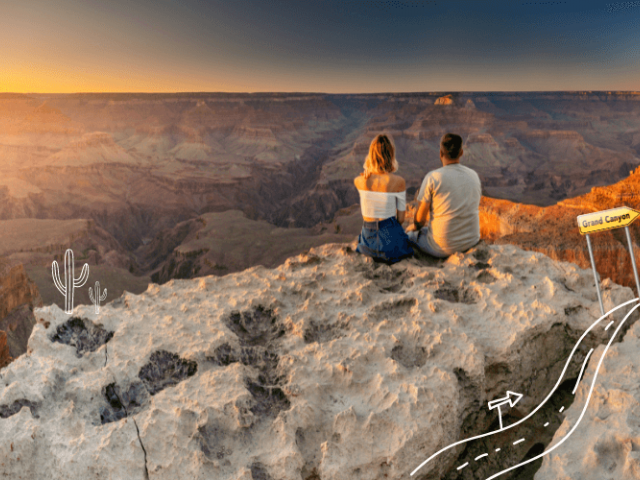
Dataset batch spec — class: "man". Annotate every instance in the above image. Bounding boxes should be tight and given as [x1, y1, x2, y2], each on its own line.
[405, 133, 481, 257]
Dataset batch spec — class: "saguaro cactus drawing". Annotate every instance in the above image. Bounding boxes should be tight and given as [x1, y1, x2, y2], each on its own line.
[88, 281, 107, 314]
[52, 249, 90, 314]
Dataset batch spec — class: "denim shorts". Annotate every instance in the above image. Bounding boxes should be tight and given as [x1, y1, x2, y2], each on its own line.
[406, 226, 450, 258]
[356, 217, 414, 264]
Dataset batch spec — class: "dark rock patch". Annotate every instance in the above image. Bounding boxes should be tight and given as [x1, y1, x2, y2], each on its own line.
[391, 344, 428, 369]
[434, 286, 479, 304]
[472, 262, 491, 270]
[138, 350, 198, 396]
[208, 342, 238, 366]
[245, 380, 291, 418]
[477, 270, 497, 284]
[223, 306, 285, 347]
[380, 282, 404, 293]
[434, 287, 460, 303]
[505, 442, 546, 480]
[50, 316, 114, 356]
[209, 343, 282, 383]
[288, 253, 323, 269]
[564, 305, 583, 316]
[220, 306, 291, 419]
[0, 399, 39, 419]
[99, 382, 149, 424]
[472, 246, 491, 262]
[198, 420, 236, 460]
[250, 462, 273, 480]
[360, 262, 409, 293]
[303, 320, 348, 344]
[371, 297, 417, 321]
[99, 350, 197, 425]
[462, 288, 480, 304]
[240, 348, 281, 382]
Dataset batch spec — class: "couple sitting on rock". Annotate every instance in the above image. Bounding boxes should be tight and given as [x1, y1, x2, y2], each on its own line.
[353, 132, 481, 264]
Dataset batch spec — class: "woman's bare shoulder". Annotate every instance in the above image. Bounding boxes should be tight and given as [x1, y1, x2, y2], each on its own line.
[391, 174, 406, 192]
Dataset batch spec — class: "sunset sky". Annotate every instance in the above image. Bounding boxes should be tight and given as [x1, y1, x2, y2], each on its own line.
[2, 0, 639, 93]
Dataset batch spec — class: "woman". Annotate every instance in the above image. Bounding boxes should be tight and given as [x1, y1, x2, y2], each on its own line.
[353, 134, 413, 264]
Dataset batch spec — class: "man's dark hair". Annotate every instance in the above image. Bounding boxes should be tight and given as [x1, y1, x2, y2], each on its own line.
[441, 133, 463, 160]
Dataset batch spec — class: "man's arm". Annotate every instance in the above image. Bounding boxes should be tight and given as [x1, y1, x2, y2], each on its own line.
[396, 177, 407, 224]
[413, 200, 431, 230]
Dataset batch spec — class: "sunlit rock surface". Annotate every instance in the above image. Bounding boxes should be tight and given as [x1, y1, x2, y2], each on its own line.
[435, 94, 455, 105]
[478, 165, 640, 293]
[535, 315, 640, 480]
[0, 241, 636, 480]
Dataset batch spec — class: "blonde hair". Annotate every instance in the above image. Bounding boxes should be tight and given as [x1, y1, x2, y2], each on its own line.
[362, 134, 398, 180]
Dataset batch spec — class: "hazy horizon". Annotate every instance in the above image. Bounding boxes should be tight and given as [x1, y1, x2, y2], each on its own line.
[5, 90, 640, 95]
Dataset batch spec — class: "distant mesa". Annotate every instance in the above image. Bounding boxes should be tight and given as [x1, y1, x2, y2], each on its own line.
[25, 102, 72, 124]
[466, 133, 499, 146]
[434, 94, 454, 106]
[47, 132, 142, 167]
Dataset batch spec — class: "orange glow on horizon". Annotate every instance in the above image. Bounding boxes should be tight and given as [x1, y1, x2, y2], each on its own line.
[2, 66, 639, 95]
[0, 68, 247, 94]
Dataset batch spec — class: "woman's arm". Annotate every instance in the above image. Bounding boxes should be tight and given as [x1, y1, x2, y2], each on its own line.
[396, 176, 406, 223]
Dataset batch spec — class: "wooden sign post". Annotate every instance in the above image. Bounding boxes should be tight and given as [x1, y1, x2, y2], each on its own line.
[577, 206, 640, 316]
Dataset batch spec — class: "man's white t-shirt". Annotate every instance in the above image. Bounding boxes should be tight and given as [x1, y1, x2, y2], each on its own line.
[416, 163, 481, 256]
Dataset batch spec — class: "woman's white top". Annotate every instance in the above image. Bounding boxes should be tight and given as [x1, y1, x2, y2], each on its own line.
[356, 189, 406, 219]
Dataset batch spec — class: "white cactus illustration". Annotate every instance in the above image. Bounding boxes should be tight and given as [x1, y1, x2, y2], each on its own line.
[52, 248, 90, 314]
[88, 281, 108, 314]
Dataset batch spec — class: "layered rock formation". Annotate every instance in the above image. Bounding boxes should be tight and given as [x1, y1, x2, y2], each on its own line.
[1, 241, 637, 479]
[0, 218, 149, 309]
[478, 165, 640, 293]
[435, 94, 455, 106]
[0, 332, 9, 369]
[0, 257, 43, 367]
[142, 207, 362, 283]
[1, 91, 639, 289]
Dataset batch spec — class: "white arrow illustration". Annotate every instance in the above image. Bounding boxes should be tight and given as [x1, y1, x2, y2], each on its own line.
[488, 391, 523, 430]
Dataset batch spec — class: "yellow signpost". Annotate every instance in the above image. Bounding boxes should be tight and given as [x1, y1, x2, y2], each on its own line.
[577, 206, 640, 235]
[577, 206, 640, 316]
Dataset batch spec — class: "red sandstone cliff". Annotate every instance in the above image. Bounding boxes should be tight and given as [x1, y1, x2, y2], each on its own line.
[479, 165, 640, 292]
[0, 257, 43, 368]
[0, 331, 9, 369]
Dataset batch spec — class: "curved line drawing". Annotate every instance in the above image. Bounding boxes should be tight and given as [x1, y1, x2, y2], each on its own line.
[572, 348, 593, 394]
[410, 297, 640, 477]
[485, 300, 640, 479]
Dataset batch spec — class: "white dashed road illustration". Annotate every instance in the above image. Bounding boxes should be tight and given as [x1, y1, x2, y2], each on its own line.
[411, 297, 640, 480]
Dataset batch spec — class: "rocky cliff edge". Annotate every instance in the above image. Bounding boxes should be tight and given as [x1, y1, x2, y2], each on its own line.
[0, 241, 636, 480]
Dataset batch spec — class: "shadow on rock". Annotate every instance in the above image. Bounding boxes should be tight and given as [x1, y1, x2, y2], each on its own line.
[50, 316, 114, 357]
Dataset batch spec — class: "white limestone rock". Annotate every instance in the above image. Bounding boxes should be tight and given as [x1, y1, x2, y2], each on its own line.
[535, 309, 640, 480]
[0, 242, 634, 480]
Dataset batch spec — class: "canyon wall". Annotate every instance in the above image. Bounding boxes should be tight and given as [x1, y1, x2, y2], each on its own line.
[1, 91, 640, 297]
[479, 165, 640, 293]
[0, 257, 42, 366]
